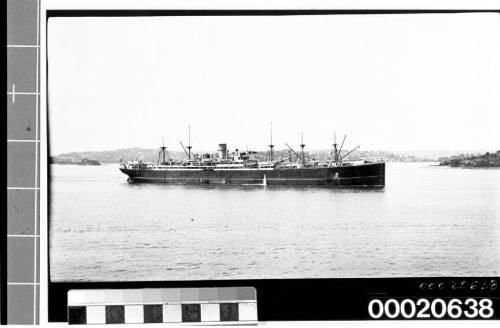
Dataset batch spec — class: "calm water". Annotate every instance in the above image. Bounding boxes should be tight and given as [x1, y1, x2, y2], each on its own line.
[49, 163, 500, 281]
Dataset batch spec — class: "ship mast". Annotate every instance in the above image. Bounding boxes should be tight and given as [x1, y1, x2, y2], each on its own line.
[159, 137, 167, 165]
[300, 132, 306, 165]
[269, 122, 274, 162]
[187, 124, 192, 160]
[333, 130, 338, 161]
[331, 131, 347, 163]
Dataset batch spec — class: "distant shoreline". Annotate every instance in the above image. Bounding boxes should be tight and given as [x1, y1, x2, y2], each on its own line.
[50, 148, 500, 167]
[438, 151, 500, 168]
[51, 148, 469, 165]
[49, 158, 101, 166]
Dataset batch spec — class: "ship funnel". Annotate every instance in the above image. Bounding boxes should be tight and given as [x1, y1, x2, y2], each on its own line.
[218, 143, 227, 159]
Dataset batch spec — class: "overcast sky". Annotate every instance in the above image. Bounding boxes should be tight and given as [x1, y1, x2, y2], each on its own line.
[48, 13, 500, 155]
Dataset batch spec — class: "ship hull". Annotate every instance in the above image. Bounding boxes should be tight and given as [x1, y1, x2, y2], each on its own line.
[120, 162, 385, 187]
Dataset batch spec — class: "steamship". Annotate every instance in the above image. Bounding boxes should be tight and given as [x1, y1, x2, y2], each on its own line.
[119, 128, 385, 187]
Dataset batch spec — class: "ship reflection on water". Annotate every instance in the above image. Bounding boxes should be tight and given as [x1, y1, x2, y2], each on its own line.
[122, 181, 386, 193]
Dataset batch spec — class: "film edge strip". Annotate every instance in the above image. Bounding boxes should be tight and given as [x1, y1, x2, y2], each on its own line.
[67, 287, 257, 325]
[6, 0, 41, 324]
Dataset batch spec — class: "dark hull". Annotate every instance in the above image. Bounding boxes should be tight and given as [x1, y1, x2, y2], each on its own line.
[120, 162, 385, 187]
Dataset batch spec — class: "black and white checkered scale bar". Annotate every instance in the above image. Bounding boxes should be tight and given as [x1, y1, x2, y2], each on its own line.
[67, 287, 257, 325]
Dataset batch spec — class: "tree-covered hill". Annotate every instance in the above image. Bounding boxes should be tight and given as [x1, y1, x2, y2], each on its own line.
[439, 151, 500, 168]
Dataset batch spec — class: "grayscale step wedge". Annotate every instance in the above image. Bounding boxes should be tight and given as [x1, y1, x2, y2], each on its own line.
[67, 287, 257, 325]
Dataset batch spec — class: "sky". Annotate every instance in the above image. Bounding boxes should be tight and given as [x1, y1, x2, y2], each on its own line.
[48, 13, 500, 155]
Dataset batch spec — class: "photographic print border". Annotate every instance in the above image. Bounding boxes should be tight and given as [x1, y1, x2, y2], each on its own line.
[43, 8, 500, 323]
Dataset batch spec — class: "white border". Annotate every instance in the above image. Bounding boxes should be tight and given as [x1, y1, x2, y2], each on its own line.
[40, 1, 48, 323]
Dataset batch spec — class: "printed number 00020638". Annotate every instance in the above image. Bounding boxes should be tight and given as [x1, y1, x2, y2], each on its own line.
[368, 298, 494, 319]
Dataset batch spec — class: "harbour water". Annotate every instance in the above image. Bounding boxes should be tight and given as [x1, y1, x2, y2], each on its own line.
[49, 163, 500, 281]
